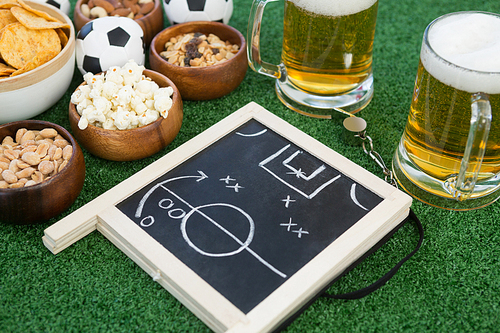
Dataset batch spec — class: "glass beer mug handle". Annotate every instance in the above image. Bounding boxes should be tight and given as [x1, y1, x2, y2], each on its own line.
[247, 0, 285, 79]
[455, 93, 492, 200]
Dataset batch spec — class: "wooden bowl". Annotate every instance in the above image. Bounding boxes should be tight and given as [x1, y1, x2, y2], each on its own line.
[0, 0, 75, 124]
[149, 21, 248, 101]
[73, 0, 163, 46]
[0, 121, 85, 225]
[68, 69, 183, 161]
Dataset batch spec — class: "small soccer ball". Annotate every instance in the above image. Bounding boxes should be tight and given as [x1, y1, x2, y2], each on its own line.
[163, 0, 233, 25]
[75, 17, 145, 75]
[30, 0, 71, 15]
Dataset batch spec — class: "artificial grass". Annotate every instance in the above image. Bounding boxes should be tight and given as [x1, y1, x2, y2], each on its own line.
[2, 0, 500, 332]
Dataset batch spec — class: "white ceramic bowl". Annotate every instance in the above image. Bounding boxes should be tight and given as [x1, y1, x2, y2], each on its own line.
[0, 1, 75, 124]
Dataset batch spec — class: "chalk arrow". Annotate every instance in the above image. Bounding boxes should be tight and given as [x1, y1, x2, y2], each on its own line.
[135, 171, 208, 218]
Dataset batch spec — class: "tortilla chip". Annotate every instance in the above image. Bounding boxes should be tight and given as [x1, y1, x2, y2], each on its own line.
[0, 9, 17, 30]
[10, 48, 57, 76]
[0, 60, 15, 75]
[0, 0, 19, 9]
[10, 6, 69, 30]
[55, 27, 67, 48]
[0, 22, 61, 69]
[17, 0, 60, 23]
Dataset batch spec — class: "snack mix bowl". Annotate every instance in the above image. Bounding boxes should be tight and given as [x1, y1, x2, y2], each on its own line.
[149, 21, 248, 101]
[73, 0, 163, 46]
[0, 120, 86, 225]
[68, 69, 183, 162]
[0, 0, 75, 124]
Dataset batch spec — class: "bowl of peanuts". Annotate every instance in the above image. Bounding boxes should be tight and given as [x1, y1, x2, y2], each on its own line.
[149, 21, 247, 101]
[0, 0, 75, 124]
[0, 120, 85, 225]
[73, 0, 163, 46]
[68, 61, 183, 161]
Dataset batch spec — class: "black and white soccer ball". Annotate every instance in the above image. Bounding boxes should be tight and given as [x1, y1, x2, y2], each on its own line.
[75, 17, 145, 75]
[163, 0, 233, 25]
[30, 0, 70, 15]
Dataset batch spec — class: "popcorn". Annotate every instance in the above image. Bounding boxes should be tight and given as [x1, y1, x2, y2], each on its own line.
[70, 60, 173, 131]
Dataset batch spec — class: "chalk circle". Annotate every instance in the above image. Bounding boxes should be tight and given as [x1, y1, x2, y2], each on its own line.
[181, 203, 255, 258]
[140, 215, 155, 227]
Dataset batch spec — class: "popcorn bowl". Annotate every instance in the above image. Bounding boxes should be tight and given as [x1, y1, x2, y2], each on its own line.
[73, 0, 163, 46]
[68, 69, 183, 161]
[149, 21, 248, 101]
[0, 120, 85, 225]
[0, 0, 75, 124]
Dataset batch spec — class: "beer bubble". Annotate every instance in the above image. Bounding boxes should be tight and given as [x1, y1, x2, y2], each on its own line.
[290, 0, 377, 17]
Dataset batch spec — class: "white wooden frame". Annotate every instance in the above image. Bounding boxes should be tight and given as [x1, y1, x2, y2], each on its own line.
[43, 102, 412, 332]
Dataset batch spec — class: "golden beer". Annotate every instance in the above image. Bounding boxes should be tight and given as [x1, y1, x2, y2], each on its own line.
[394, 11, 500, 208]
[402, 61, 500, 183]
[281, 0, 378, 95]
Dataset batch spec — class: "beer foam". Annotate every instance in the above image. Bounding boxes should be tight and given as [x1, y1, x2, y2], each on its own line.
[289, 0, 377, 17]
[422, 12, 500, 94]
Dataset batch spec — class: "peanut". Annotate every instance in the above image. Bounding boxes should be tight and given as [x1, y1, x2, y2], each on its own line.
[38, 160, 55, 175]
[22, 152, 41, 166]
[39, 128, 58, 139]
[2, 169, 17, 184]
[0, 128, 73, 189]
[83, 0, 154, 19]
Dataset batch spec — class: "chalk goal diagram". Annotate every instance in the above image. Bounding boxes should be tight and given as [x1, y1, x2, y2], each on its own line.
[117, 119, 383, 313]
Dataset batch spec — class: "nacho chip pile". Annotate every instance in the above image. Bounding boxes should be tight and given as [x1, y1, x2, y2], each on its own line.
[0, 0, 70, 79]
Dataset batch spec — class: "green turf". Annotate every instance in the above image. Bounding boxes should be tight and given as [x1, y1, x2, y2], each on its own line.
[2, 0, 500, 332]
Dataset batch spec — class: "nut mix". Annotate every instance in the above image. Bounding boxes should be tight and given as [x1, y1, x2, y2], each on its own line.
[160, 32, 240, 67]
[0, 0, 70, 79]
[0, 128, 73, 189]
[80, 0, 155, 20]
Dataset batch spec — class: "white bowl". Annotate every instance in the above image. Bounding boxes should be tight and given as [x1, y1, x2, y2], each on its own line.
[0, 0, 75, 124]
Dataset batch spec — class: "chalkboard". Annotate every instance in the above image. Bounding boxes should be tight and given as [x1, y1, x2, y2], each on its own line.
[43, 102, 412, 333]
[116, 119, 383, 314]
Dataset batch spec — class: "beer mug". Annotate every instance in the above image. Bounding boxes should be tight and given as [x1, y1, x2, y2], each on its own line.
[247, 0, 379, 118]
[392, 11, 500, 210]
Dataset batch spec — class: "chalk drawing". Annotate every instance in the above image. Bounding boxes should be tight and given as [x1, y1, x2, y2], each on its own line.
[134, 171, 287, 279]
[226, 183, 244, 192]
[282, 150, 326, 181]
[351, 184, 369, 211]
[281, 195, 296, 208]
[292, 228, 309, 238]
[236, 129, 268, 137]
[259, 144, 341, 199]
[219, 175, 235, 184]
[280, 218, 297, 231]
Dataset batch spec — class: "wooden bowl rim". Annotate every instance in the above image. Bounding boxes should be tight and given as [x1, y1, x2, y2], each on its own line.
[0, 120, 82, 193]
[74, 0, 161, 27]
[69, 69, 182, 137]
[150, 21, 247, 73]
[0, 0, 75, 90]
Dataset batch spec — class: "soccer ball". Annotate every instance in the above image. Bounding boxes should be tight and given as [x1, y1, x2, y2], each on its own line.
[75, 17, 145, 75]
[163, 0, 233, 25]
[30, 0, 70, 15]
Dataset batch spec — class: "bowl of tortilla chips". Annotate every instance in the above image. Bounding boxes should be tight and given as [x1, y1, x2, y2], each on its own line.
[0, 0, 75, 124]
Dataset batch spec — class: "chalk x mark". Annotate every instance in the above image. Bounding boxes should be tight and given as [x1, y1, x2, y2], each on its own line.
[226, 183, 244, 192]
[219, 175, 236, 184]
[292, 228, 309, 238]
[280, 218, 297, 231]
[281, 195, 296, 208]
